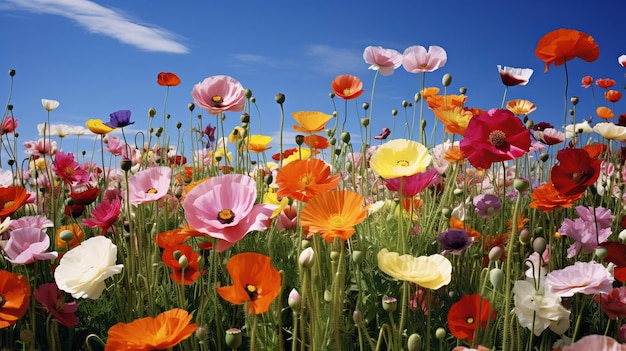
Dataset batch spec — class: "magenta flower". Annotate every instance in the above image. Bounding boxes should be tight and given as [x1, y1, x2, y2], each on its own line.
[437, 228, 474, 255]
[363, 46, 403, 76]
[34, 283, 78, 327]
[127, 166, 171, 205]
[472, 194, 502, 219]
[3, 227, 58, 264]
[374, 127, 391, 140]
[559, 206, 614, 258]
[459, 108, 531, 169]
[83, 198, 122, 235]
[104, 109, 134, 128]
[594, 287, 626, 320]
[52, 151, 90, 185]
[496, 65, 534, 86]
[182, 174, 276, 251]
[383, 169, 441, 197]
[191, 75, 246, 115]
[402, 45, 447, 73]
[545, 261, 613, 297]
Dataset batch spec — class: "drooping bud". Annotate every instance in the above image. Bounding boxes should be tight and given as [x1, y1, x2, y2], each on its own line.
[539, 153, 550, 162]
[459, 87, 467, 94]
[513, 178, 529, 192]
[295, 135, 305, 146]
[352, 250, 365, 265]
[9, 69, 16, 77]
[571, 96, 579, 106]
[341, 132, 351, 143]
[245, 88, 253, 99]
[120, 159, 133, 172]
[240, 113, 250, 123]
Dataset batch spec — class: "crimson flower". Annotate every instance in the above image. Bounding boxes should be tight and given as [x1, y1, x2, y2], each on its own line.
[33, 282, 78, 327]
[447, 294, 496, 343]
[52, 151, 90, 185]
[550, 148, 602, 196]
[157, 72, 181, 87]
[459, 108, 531, 169]
[497, 65, 533, 86]
[82, 198, 122, 235]
[383, 169, 441, 197]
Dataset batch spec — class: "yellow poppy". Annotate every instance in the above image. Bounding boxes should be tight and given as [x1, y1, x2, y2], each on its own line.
[369, 139, 432, 179]
[85, 119, 114, 135]
[377, 249, 452, 290]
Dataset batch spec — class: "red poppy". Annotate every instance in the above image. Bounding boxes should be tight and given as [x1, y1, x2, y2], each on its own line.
[169, 155, 187, 167]
[331, 74, 364, 100]
[581, 75, 593, 88]
[535, 28, 599, 72]
[447, 294, 496, 343]
[0, 186, 30, 221]
[157, 72, 181, 87]
[162, 244, 200, 285]
[550, 148, 602, 196]
[582, 143, 606, 159]
[605, 90, 622, 103]
[216, 252, 281, 314]
[272, 148, 298, 161]
[459, 109, 531, 169]
[596, 78, 616, 89]
[0, 269, 31, 329]
[303, 134, 330, 150]
[601, 242, 626, 282]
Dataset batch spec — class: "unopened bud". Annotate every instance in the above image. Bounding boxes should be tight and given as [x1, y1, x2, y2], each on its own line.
[571, 96, 579, 105]
[490, 268, 505, 288]
[488, 246, 503, 261]
[59, 230, 75, 242]
[362, 102, 369, 110]
[299, 247, 315, 268]
[595, 247, 608, 261]
[459, 87, 467, 94]
[275, 93, 285, 104]
[120, 159, 133, 172]
[407, 333, 422, 351]
[532, 237, 547, 255]
[288, 288, 301, 311]
[240, 113, 250, 123]
[442, 73, 452, 87]
[188, 103, 195, 111]
[382, 296, 397, 313]
[435, 328, 446, 340]
[514, 178, 529, 192]
[361, 118, 370, 127]
[353, 309, 362, 324]
[329, 92, 335, 99]
[7, 104, 13, 111]
[148, 107, 157, 117]
[352, 250, 366, 265]
[245, 88, 253, 99]
[178, 255, 189, 269]
[402, 100, 409, 108]
[341, 132, 351, 143]
[175, 121, 182, 129]
[9, 69, 16, 77]
[519, 228, 531, 245]
[392, 109, 398, 116]
[540, 153, 550, 162]
[329, 137, 336, 145]
[225, 328, 242, 349]
[295, 135, 305, 146]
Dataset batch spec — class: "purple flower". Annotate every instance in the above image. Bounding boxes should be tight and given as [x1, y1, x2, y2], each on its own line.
[437, 228, 474, 255]
[34, 283, 78, 327]
[4, 227, 58, 264]
[105, 109, 134, 128]
[559, 206, 614, 258]
[384, 169, 441, 197]
[204, 123, 216, 148]
[473, 194, 502, 219]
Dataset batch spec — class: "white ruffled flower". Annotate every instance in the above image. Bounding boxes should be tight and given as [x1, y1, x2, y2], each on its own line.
[54, 236, 123, 299]
[513, 279, 570, 336]
[41, 98, 60, 111]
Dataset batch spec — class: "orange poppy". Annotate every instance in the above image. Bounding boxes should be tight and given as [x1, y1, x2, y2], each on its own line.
[450, 217, 481, 242]
[529, 182, 582, 212]
[444, 145, 465, 163]
[425, 94, 467, 110]
[0, 186, 30, 221]
[153, 228, 191, 249]
[433, 105, 473, 135]
[535, 28, 599, 72]
[275, 158, 340, 202]
[104, 308, 198, 350]
[216, 252, 281, 314]
[596, 78, 616, 89]
[303, 134, 330, 150]
[162, 244, 201, 285]
[597, 106, 615, 119]
[507, 213, 529, 232]
[0, 269, 31, 329]
[292, 111, 333, 134]
[299, 190, 368, 243]
[506, 99, 537, 116]
[582, 143, 606, 159]
[56, 224, 85, 250]
[331, 74, 364, 100]
[157, 72, 181, 87]
[605, 90, 623, 103]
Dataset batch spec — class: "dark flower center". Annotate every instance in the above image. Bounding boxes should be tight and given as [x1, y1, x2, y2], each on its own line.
[245, 284, 259, 300]
[465, 316, 475, 325]
[210, 95, 224, 107]
[488, 130, 507, 148]
[0, 293, 5, 307]
[217, 209, 235, 224]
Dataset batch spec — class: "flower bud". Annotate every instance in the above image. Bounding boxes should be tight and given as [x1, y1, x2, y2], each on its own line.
[178, 255, 189, 269]
[148, 107, 157, 117]
[392, 109, 398, 116]
[225, 328, 242, 349]
[245, 88, 253, 99]
[459, 87, 467, 94]
[330, 250, 340, 261]
[619, 229, 626, 242]
[275, 93, 285, 104]
[352, 250, 365, 265]
[571, 96, 579, 105]
[7, 104, 13, 111]
[532, 236, 547, 255]
[407, 333, 422, 351]
[295, 135, 305, 146]
[361, 118, 370, 127]
[334, 148, 341, 156]
[519, 228, 531, 245]
[525, 119, 534, 130]
[435, 327, 446, 340]
[353, 309, 362, 324]
[264, 174, 273, 186]
[341, 132, 351, 143]
[299, 247, 315, 268]
[288, 288, 301, 311]
[329, 92, 335, 99]
[329, 137, 336, 146]
[539, 152, 549, 162]
[155, 127, 163, 137]
[513, 178, 529, 192]
[195, 326, 209, 344]
[240, 113, 250, 123]
[382, 296, 397, 313]
[421, 119, 427, 131]
[188, 103, 195, 111]
[120, 159, 133, 172]
[301, 240, 310, 249]
[250, 97, 256, 103]
[324, 290, 333, 302]
[490, 268, 505, 289]
[175, 121, 182, 129]
[59, 229, 75, 242]
[414, 93, 421, 103]
[402, 100, 409, 108]
[453, 188, 464, 196]
[595, 247, 608, 261]
[362, 102, 369, 110]
[441, 207, 452, 219]
[442, 73, 452, 87]
[9, 69, 16, 77]
[488, 246, 503, 261]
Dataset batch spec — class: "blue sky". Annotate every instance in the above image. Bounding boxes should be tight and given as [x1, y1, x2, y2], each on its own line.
[1, 0, 625, 162]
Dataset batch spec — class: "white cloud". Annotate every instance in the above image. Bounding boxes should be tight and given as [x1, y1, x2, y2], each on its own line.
[3, 0, 188, 54]
[304, 44, 363, 74]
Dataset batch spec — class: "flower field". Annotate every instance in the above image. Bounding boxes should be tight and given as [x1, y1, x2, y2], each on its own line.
[2, 28, 626, 350]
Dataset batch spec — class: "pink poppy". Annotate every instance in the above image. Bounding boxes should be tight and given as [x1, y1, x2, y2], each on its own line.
[127, 166, 171, 205]
[276, 204, 298, 231]
[497, 65, 533, 86]
[562, 335, 626, 351]
[191, 75, 246, 115]
[1, 116, 18, 135]
[594, 287, 626, 320]
[52, 151, 90, 185]
[459, 108, 531, 169]
[83, 198, 122, 235]
[383, 169, 441, 197]
[402, 45, 447, 73]
[558, 206, 613, 258]
[23, 138, 57, 157]
[363, 46, 403, 76]
[182, 174, 276, 251]
[545, 261, 613, 297]
[34, 282, 78, 327]
[3, 227, 58, 264]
